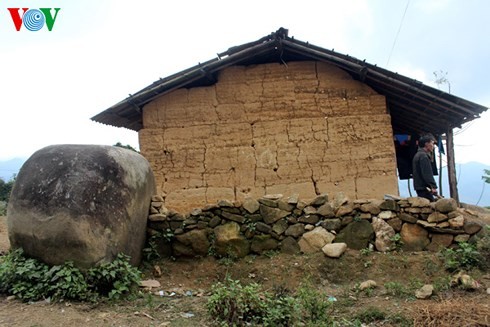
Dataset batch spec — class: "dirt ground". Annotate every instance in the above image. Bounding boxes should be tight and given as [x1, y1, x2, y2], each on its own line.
[1, 214, 490, 327]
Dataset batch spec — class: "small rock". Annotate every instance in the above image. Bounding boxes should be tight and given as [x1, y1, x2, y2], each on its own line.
[6, 295, 16, 301]
[243, 197, 260, 214]
[359, 280, 377, 290]
[487, 288, 490, 295]
[310, 194, 329, 206]
[415, 284, 434, 299]
[287, 193, 299, 204]
[448, 216, 464, 228]
[322, 243, 347, 258]
[153, 265, 162, 277]
[435, 198, 458, 213]
[262, 194, 283, 200]
[451, 272, 480, 290]
[140, 279, 161, 289]
[378, 211, 395, 219]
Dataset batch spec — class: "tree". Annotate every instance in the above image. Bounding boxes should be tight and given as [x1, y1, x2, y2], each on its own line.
[0, 176, 16, 203]
[113, 142, 139, 153]
[483, 169, 490, 184]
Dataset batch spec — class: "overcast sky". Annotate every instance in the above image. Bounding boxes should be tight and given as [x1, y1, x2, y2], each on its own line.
[1, 0, 489, 168]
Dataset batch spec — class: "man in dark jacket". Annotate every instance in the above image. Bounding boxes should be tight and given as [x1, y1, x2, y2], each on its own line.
[412, 134, 438, 201]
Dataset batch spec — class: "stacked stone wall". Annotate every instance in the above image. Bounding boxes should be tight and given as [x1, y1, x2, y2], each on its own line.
[147, 193, 484, 258]
[140, 61, 398, 212]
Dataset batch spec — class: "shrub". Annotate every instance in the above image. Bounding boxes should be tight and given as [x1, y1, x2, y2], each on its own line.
[0, 249, 141, 302]
[207, 277, 332, 326]
[440, 242, 484, 272]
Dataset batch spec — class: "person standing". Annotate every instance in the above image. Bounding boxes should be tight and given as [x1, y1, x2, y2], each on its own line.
[412, 134, 438, 201]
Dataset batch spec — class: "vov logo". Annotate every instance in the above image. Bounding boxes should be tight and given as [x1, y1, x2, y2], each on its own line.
[8, 8, 60, 31]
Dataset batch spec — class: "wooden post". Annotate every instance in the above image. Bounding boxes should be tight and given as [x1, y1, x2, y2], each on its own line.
[446, 128, 460, 205]
[438, 149, 443, 197]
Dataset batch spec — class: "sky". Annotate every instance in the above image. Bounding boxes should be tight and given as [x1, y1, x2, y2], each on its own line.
[1, 0, 489, 169]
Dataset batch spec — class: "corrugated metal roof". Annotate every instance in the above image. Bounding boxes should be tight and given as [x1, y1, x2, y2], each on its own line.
[91, 28, 487, 135]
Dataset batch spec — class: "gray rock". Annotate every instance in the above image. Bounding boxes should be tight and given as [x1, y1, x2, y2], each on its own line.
[448, 215, 464, 228]
[277, 200, 295, 212]
[260, 204, 290, 224]
[272, 219, 289, 235]
[371, 217, 395, 252]
[258, 198, 279, 208]
[243, 198, 260, 214]
[208, 216, 222, 228]
[427, 212, 448, 223]
[359, 203, 381, 215]
[434, 198, 458, 213]
[334, 220, 374, 250]
[303, 206, 317, 215]
[407, 197, 431, 207]
[320, 218, 342, 231]
[310, 194, 329, 206]
[298, 214, 320, 224]
[220, 211, 246, 224]
[214, 222, 250, 258]
[317, 203, 335, 217]
[399, 212, 418, 224]
[387, 218, 403, 232]
[464, 221, 483, 235]
[255, 222, 272, 233]
[287, 193, 299, 204]
[280, 236, 300, 254]
[7, 144, 155, 268]
[379, 199, 400, 212]
[285, 223, 305, 238]
[332, 192, 349, 210]
[218, 199, 234, 208]
[251, 235, 279, 254]
[336, 203, 355, 217]
[426, 234, 453, 252]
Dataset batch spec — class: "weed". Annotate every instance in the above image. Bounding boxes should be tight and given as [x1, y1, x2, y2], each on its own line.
[359, 248, 373, 256]
[433, 276, 452, 292]
[263, 249, 280, 258]
[363, 260, 373, 268]
[0, 249, 141, 302]
[87, 253, 141, 300]
[389, 233, 404, 251]
[354, 306, 386, 323]
[384, 281, 410, 298]
[440, 242, 484, 272]
[207, 277, 333, 326]
[142, 233, 161, 262]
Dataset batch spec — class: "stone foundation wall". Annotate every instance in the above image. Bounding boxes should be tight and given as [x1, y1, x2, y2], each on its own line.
[140, 61, 398, 212]
[147, 193, 484, 258]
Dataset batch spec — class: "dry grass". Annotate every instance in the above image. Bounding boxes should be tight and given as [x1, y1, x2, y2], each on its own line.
[411, 294, 490, 326]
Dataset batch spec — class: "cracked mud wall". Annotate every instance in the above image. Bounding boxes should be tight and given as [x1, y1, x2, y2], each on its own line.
[139, 61, 398, 212]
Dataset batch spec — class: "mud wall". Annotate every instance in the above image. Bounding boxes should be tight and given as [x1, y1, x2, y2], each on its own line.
[140, 61, 398, 212]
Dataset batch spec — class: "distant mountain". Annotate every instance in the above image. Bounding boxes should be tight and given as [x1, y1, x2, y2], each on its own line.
[1, 158, 489, 206]
[0, 158, 26, 181]
[399, 161, 490, 207]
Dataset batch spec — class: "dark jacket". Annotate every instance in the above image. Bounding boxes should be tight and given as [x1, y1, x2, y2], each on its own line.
[412, 148, 437, 191]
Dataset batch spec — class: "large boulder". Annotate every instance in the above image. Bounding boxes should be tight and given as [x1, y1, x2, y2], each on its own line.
[335, 220, 374, 250]
[7, 144, 155, 268]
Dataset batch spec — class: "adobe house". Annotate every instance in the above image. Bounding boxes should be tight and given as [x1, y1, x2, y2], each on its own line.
[92, 28, 487, 213]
